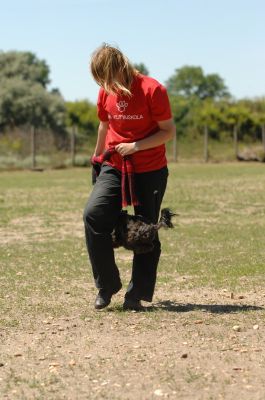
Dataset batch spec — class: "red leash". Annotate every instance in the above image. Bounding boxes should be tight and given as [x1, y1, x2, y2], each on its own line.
[91, 147, 139, 208]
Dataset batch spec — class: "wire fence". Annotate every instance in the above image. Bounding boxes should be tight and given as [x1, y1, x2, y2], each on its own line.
[0, 126, 95, 170]
[0, 125, 265, 171]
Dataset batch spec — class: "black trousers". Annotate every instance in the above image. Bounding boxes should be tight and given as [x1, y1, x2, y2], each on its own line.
[83, 164, 168, 302]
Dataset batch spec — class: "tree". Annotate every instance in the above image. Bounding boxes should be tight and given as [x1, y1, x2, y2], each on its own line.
[166, 66, 230, 100]
[221, 101, 250, 157]
[0, 51, 65, 131]
[199, 74, 230, 100]
[0, 78, 65, 130]
[0, 51, 50, 87]
[167, 66, 204, 98]
[0, 51, 66, 168]
[0, 78, 66, 168]
[65, 100, 98, 136]
[133, 63, 149, 76]
[240, 98, 265, 143]
[195, 100, 223, 161]
[251, 98, 265, 151]
[65, 100, 98, 165]
[222, 101, 250, 132]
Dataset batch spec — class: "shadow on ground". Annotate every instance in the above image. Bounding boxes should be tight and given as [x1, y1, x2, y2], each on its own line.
[152, 301, 264, 314]
[106, 301, 264, 314]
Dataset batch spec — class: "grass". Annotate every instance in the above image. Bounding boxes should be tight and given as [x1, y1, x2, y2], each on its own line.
[1, 162, 265, 328]
[166, 136, 265, 162]
[161, 163, 265, 290]
[1, 162, 265, 400]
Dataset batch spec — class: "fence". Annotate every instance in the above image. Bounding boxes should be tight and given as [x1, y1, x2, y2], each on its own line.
[171, 125, 265, 163]
[0, 126, 96, 170]
[1, 125, 265, 170]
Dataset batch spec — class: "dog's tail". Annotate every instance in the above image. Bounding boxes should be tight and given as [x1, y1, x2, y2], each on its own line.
[157, 208, 176, 229]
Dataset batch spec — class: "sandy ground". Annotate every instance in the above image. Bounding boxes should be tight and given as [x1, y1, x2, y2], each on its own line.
[1, 284, 265, 400]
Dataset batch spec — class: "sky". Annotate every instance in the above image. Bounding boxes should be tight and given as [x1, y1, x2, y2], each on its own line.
[1, 0, 265, 104]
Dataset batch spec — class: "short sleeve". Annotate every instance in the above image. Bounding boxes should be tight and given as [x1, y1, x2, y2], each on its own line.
[97, 88, 109, 121]
[150, 84, 172, 121]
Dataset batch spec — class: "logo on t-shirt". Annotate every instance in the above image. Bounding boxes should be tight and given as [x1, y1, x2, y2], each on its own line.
[110, 98, 144, 120]
[116, 100, 128, 112]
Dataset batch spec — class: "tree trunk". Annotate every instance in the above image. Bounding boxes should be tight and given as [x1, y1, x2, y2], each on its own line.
[172, 130, 178, 162]
[204, 125, 209, 162]
[262, 124, 265, 152]
[233, 125, 238, 158]
[31, 125, 36, 169]
[71, 125, 76, 166]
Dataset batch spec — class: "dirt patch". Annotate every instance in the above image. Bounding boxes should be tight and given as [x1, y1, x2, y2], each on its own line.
[1, 286, 265, 400]
[0, 212, 84, 245]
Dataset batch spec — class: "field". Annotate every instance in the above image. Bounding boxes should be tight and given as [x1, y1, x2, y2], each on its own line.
[0, 163, 265, 400]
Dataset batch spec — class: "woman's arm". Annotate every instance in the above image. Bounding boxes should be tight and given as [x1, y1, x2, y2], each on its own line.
[93, 121, 109, 156]
[115, 118, 176, 157]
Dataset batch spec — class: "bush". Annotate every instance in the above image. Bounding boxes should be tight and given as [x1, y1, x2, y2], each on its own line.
[64, 154, 91, 167]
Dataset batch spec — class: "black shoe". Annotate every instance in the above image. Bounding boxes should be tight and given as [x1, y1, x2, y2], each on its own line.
[94, 290, 113, 309]
[94, 284, 122, 310]
[123, 297, 145, 311]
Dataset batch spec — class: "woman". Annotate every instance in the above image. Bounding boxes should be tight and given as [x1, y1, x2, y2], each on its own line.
[83, 44, 175, 310]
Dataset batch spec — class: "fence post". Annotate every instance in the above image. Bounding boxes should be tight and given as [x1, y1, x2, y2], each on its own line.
[71, 125, 76, 166]
[233, 124, 238, 158]
[262, 124, 265, 152]
[204, 125, 209, 162]
[31, 125, 36, 169]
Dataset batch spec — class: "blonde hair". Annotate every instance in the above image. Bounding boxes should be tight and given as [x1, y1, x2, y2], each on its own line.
[90, 44, 137, 96]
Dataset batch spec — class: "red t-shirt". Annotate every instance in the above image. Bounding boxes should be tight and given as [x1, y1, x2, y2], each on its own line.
[97, 73, 172, 173]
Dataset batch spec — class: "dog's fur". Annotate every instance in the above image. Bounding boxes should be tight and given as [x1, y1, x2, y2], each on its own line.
[111, 208, 176, 254]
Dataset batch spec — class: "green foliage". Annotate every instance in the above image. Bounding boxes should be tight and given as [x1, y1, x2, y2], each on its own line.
[166, 65, 230, 100]
[0, 50, 264, 152]
[240, 98, 265, 127]
[0, 135, 22, 154]
[0, 78, 65, 130]
[133, 62, 149, 75]
[200, 73, 230, 100]
[0, 51, 66, 131]
[167, 66, 204, 98]
[222, 101, 249, 126]
[0, 51, 50, 87]
[64, 154, 91, 167]
[65, 100, 98, 136]
[167, 66, 231, 139]
[194, 100, 261, 141]
[167, 66, 265, 142]
[196, 99, 222, 132]
[169, 95, 198, 137]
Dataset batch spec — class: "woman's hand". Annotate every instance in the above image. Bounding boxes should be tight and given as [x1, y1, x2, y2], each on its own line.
[116, 119, 175, 157]
[115, 142, 138, 157]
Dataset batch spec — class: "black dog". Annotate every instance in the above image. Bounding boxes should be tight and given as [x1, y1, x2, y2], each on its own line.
[111, 208, 176, 254]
